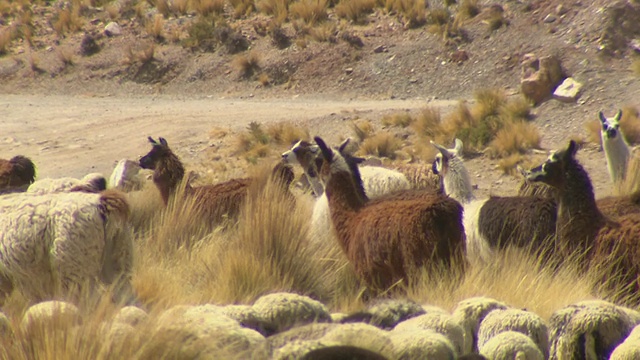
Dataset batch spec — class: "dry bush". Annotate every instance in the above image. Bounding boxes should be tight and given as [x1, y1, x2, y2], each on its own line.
[351, 118, 375, 142]
[381, 112, 414, 128]
[412, 106, 444, 138]
[0, 29, 11, 55]
[235, 121, 271, 161]
[52, 6, 84, 37]
[584, 119, 602, 147]
[427, 7, 451, 26]
[268, 23, 291, 49]
[169, 0, 189, 15]
[457, 0, 479, 20]
[403, 142, 439, 163]
[228, 0, 255, 18]
[56, 46, 75, 67]
[472, 87, 507, 120]
[258, 72, 270, 86]
[615, 155, 640, 196]
[335, 0, 376, 24]
[500, 95, 532, 121]
[309, 22, 337, 43]
[619, 105, 640, 144]
[488, 121, 541, 159]
[182, 16, 217, 51]
[257, 0, 290, 22]
[388, 0, 427, 28]
[358, 131, 403, 159]
[266, 121, 310, 145]
[486, 12, 508, 31]
[145, 14, 165, 42]
[148, 0, 171, 17]
[232, 51, 262, 79]
[290, 0, 328, 25]
[192, 0, 225, 17]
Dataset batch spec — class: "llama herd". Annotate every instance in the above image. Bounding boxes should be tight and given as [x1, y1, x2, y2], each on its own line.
[0, 109, 639, 309]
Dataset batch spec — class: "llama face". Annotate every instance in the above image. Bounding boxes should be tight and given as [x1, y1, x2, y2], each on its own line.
[431, 139, 462, 176]
[139, 137, 170, 170]
[527, 140, 578, 189]
[599, 110, 623, 140]
[281, 140, 319, 166]
[314, 136, 352, 182]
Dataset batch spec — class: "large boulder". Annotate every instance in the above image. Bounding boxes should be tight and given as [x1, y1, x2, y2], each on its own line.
[520, 54, 566, 105]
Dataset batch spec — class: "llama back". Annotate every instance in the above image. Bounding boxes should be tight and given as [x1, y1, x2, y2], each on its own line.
[392, 163, 442, 192]
[359, 165, 411, 198]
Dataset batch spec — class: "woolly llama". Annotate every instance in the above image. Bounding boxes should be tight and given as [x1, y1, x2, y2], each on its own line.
[0, 155, 36, 194]
[140, 137, 294, 223]
[313, 136, 466, 292]
[599, 110, 630, 185]
[0, 189, 135, 305]
[431, 139, 556, 263]
[527, 140, 640, 304]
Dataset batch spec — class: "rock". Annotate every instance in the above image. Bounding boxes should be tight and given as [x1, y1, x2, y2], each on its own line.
[374, 45, 388, 53]
[345, 68, 354, 75]
[520, 54, 565, 105]
[80, 34, 101, 56]
[104, 22, 122, 37]
[543, 14, 556, 23]
[556, 4, 568, 16]
[553, 77, 583, 103]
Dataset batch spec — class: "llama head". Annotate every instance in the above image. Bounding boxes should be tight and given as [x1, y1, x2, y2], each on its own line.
[526, 140, 578, 189]
[9, 155, 36, 185]
[314, 136, 359, 180]
[139, 136, 171, 170]
[599, 110, 623, 141]
[281, 140, 319, 166]
[431, 138, 463, 175]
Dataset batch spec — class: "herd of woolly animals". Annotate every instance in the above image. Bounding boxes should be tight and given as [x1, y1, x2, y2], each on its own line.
[2, 108, 640, 358]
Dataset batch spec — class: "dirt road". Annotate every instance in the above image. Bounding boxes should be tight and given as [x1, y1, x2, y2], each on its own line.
[1, 94, 457, 179]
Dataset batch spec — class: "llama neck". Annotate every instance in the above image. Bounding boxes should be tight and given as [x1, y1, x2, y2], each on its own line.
[443, 158, 475, 203]
[556, 159, 605, 254]
[154, 154, 185, 205]
[324, 171, 365, 253]
[304, 165, 325, 197]
[603, 137, 630, 183]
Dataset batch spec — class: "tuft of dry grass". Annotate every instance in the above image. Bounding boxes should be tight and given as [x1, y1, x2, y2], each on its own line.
[351, 118, 375, 142]
[615, 155, 640, 196]
[192, 0, 226, 17]
[148, 0, 171, 17]
[105, 3, 120, 19]
[427, 7, 451, 26]
[335, 0, 376, 24]
[619, 106, 640, 144]
[169, 0, 189, 15]
[257, 0, 290, 23]
[52, 5, 84, 37]
[56, 46, 75, 67]
[485, 12, 508, 32]
[228, 0, 255, 18]
[381, 112, 414, 128]
[412, 106, 444, 138]
[309, 22, 337, 43]
[289, 0, 328, 25]
[389, 0, 428, 29]
[266, 121, 310, 145]
[584, 119, 602, 147]
[358, 131, 403, 159]
[457, 0, 479, 20]
[488, 121, 541, 159]
[145, 14, 165, 42]
[0, 29, 11, 55]
[232, 51, 262, 79]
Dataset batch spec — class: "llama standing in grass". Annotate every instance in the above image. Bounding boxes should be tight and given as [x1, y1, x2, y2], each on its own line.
[599, 110, 630, 185]
[140, 136, 294, 223]
[313, 136, 466, 292]
[527, 140, 640, 304]
[0, 155, 36, 194]
[0, 189, 135, 305]
[431, 140, 556, 263]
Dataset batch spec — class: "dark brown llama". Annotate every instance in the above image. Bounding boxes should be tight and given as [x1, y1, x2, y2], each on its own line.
[527, 140, 640, 304]
[314, 136, 466, 293]
[0, 155, 36, 194]
[139, 137, 294, 222]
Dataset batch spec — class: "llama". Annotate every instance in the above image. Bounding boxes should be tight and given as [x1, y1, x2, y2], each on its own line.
[599, 110, 630, 185]
[431, 140, 556, 263]
[140, 137, 294, 223]
[0, 189, 135, 305]
[0, 155, 36, 194]
[527, 140, 640, 303]
[27, 173, 107, 194]
[313, 136, 466, 292]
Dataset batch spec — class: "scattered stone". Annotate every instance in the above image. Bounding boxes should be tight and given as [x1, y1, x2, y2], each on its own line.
[553, 77, 583, 103]
[373, 45, 388, 53]
[345, 68, 354, 75]
[80, 34, 101, 56]
[104, 22, 122, 37]
[543, 14, 556, 23]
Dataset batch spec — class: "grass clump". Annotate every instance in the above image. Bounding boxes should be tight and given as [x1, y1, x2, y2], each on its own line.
[192, 0, 226, 17]
[631, 56, 640, 77]
[182, 17, 217, 52]
[335, 0, 376, 24]
[257, 0, 290, 23]
[488, 121, 541, 159]
[388, 0, 428, 29]
[0, 29, 11, 55]
[235, 121, 271, 161]
[309, 22, 338, 43]
[358, 131, 403, 159]
[53, 5, 84, 37]
[381, 112, 414, 128]
[289, 0, 328, 25]
[457, 0, 479, 20]
[266, 121, 310, 145]
[232, 51, 262, 79]
[229, 0, 255, 18]
[412, 106, 444, 139]
[145, 14, 165, 42]
[351, 119, 375, 142]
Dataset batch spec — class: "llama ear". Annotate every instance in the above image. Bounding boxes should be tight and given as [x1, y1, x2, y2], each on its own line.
[338, 137, 352, 153]
[453, 138, 464, 154]
[430, 140, 452, 159]
[148, 136, 157, 145]
[614, 110, 623, 122]
[159, 137, 168, 147]
[314, 136, 334, 162]
[598, 111, 607, 124]
[566, 140, 578, 158]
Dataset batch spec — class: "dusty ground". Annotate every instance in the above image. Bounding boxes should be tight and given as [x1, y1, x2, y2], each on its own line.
[2, 0, 640, 199]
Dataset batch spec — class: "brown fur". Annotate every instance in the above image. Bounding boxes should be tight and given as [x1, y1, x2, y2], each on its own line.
[0, 155, 36, 192]
[315, 136, 466, 292]
[140, 137, 294, 223]
[528, 141, 640, 304]
[99, 189, 131, 222]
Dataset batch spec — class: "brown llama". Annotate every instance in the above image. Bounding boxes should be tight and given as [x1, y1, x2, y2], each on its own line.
[314, 136, 466, 293]
[139, 137, 294, 222]
[0, 155, 36, 194]
[527, 140, 640, 304]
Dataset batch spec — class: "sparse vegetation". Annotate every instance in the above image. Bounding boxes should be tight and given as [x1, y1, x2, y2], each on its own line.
[52, 5, 84, 37]
[381, 111, 414, 128]
[0, 29, 11, 55]
[145, 14, 165, 42]
[192, 0, 226, 17]
[289, 0, 328, 25]
[457, 0, 479, 20]
[182, 17, 217, 51]
[351, 118, 375, 142]
[335, 0, 376, 24]
[412, 106, 444, 139]
[257, 0, 290, 23]
[56, 46, 75, 68]
[232, 50, 262, 79]
[266, 121, 310, 145]
[358, 131, 403, 159]
[229, 0, 255, 18]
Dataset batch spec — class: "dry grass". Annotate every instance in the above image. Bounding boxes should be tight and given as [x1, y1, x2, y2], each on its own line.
[584, 119, 602, 147]
[358, 131, 403, 159]
[381, 111, 414, 128]
[485, 12, 508, 32]
[257, 0, 290, 23]
[145, 14, 165, 42]
[232, 51, 262, 79]
[309, 22, 337, 43]
[56, 46, 75, 68]
[335, 0, 376, 24]
[0, 29, 11, 55]
[411, 106, 444, 139]
[488, 121, 541, 159]
[615, 154, 640, 196]
[149, 0, 171, 17]
[619, 106, 640, 144]
[351, 118, 375, 142]
[52, 5, 83, 37]
[289, 0, 328, 25]
[192, 0, 226, 17]
[169, 0, 189, 15]
[457, 0, 479, 20]
[266, 122, 310, 145]
[228, 0, 255, 18]
[388, 0, 428, 28]
[632, 56, 640, 77]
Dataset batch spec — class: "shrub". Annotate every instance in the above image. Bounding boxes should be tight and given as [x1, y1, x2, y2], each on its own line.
[269, 24, 291, 49]
[309, 22, 337, 43]
[381, 112, 414, 128]
[412, 107, 444, 138]
[145, 14, 165, 42]
[52, 5, 83, 37]
[257, 0, 290, 23]
[266, 122, 310, 145]
[232, 51, 262, 79]
[169, 0, 189, 15]
[358, 131, 403, 159]
[488, 120, 541, 158]
[351, 119, 375, 142]
[335, 0, 376, 24]
[290, 0, 328, 25]
[182, 17, 217, 52]
[457, 0, 479, 20]
[620, 106, 640, 144]
[427, 7, 450, 26]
